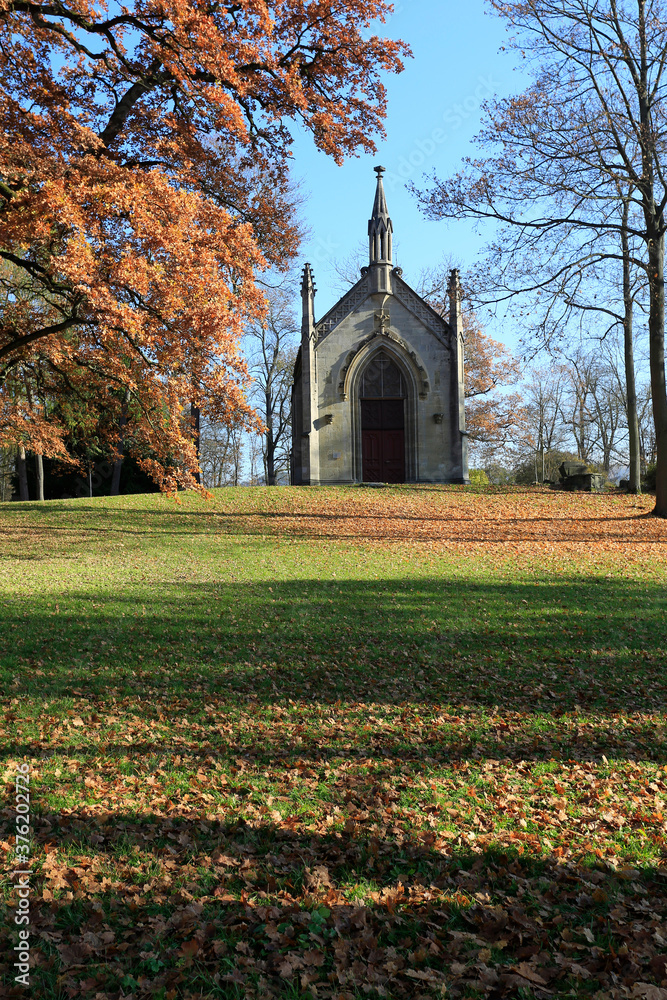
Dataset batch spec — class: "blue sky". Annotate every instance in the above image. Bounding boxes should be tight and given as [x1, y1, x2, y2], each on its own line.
[288, 0, 529, 331]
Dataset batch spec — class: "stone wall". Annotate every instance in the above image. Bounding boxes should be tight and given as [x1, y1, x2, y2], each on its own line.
[310, 281, 462, 484]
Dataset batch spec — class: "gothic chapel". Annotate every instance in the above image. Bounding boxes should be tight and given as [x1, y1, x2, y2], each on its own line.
[290, 166, 469, 485]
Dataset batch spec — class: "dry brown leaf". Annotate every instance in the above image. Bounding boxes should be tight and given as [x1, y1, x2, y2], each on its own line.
[510, 963, 548, 985]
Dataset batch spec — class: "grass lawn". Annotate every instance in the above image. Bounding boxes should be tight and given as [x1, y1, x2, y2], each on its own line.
[1, 484, 666, 999]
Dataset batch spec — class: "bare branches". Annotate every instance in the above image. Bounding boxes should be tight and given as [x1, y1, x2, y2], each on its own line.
[245, 288, 299, 485]
[0, 0, 407, 489]
[420, 0, 667, 510]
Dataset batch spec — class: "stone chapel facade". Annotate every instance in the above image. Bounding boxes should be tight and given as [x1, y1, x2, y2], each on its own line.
[290, 166, 469, 486]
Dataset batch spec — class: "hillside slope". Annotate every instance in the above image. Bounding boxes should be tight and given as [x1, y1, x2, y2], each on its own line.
[0, 486, 666, 998]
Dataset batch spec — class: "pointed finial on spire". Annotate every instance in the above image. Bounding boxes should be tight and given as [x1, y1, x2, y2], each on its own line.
[448, 268, 462, 339]
[301, 262, 316, 295]
[301, 262, 316, 337]
[368, 165, 393, 266]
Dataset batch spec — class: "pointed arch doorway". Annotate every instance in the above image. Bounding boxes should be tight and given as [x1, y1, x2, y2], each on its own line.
[359, 351, 406, 483]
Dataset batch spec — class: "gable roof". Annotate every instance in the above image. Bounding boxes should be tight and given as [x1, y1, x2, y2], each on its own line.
[314, 270, 452, 347]
[392, 273, 452, 345]
[315, 273, 369, 342]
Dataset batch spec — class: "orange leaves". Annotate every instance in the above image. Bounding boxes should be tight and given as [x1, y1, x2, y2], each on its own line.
[207, 485, 665, 560]
[461, 306, 527, 448]
[464, 310, 522, 400]
[0, 0, 407, 487]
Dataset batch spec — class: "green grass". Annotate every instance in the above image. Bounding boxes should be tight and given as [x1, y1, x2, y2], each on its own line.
[0, 485, 666, 999]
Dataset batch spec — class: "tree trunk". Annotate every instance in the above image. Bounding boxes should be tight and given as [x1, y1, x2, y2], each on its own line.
[637, 0, 667, 516]
[621, 209, 641, 494]
[110, 457, 122, 496]
[265, 388, 276, 486]
[648, 232, 667, 516]
[35, 453, 44, 501]
[265, 445, 275, 485]
[17, 447, 29, 501]
[110, 400, 129, 496]
[191, 403, 201, 485]
[231, 430, 241, 487]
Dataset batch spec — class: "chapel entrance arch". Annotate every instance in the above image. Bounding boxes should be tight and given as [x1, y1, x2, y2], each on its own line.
[359, 351, 407, 483]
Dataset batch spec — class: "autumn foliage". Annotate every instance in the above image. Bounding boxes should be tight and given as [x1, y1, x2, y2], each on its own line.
[420, 275, 525, 457]
[0, 0, 408, 487]
[461, 307, 526, 453]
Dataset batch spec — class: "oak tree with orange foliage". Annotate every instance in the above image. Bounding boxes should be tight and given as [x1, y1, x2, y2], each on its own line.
[418, 266, 526, 458]
[462, 308, 526, 455]
[0, 0, 408, 489]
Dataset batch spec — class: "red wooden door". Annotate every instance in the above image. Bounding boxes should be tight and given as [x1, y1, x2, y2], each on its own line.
[361, 429, 383, 481]
[361, 399, 405, 482]
[383, 429, 405, 483]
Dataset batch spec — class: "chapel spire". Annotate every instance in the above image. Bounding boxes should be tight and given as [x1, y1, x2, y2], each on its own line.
[368, 165, 393, 266]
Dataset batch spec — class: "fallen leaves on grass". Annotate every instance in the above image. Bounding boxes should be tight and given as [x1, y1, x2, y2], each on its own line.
[207, 485, 666, 556]
[0, 487, 665, 998]
[1, 700, 667, 997]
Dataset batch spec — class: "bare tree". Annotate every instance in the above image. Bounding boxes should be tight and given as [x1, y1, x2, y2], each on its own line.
[417, 0, 667, 514]
[639, 386, 657, 467]
[562, 352, 600, 465]
[527, 366, 569, 455]
[199, 419, 244, 488]
[619, 190, 643, 491]
[228, 424, 244, 487]
[516, 348, 641, 480]
[564, 351, 627, 472]
[246, 290, 298, 486]
[247, 432, 265, 485]
[516, 364, 571, 479]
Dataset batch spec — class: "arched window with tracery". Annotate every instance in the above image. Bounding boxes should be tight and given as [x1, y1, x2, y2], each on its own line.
[359, 351, 406, 398]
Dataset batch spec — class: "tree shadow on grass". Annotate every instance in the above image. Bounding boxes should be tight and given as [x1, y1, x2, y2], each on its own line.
[1, 494, 662, 545]
[1, 576, 666, 715]
[2, 719, 666, 768]
[1, 809, 666, 999]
